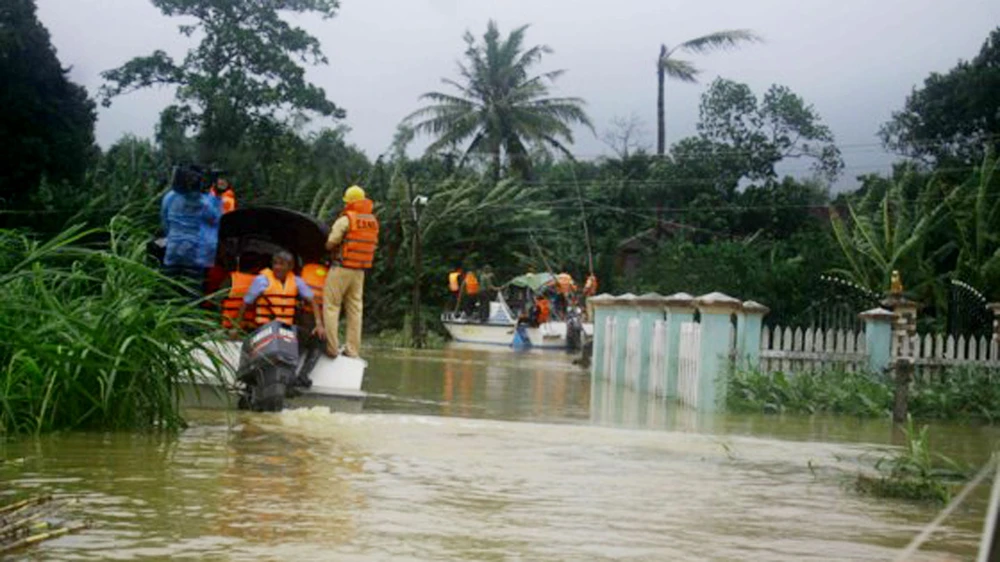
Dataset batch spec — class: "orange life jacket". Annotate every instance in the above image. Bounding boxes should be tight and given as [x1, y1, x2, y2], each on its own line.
[448, 271, 462, 293]
[463, 272, 480, 296]
[584, 274, 598, 296]
[300, 263, 327, 315]
[221, 271, 258, 329]
[255, 268, 298, 326]
[535, 297, 551, 324]
[221, 190, 236, 214]
[338, 199, 379, 270]
[556, 273, 576, 295]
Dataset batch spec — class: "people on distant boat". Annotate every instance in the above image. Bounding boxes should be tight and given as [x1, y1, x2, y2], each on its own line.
[554, 271, 577, 319]
[323, 185, 379, 359]
[477, 265, 498, 321]
[530, 294, 551, 326]
[583, 273, 599, 321]
[448, 266, 463, 311]
[461, 268, 480, 318]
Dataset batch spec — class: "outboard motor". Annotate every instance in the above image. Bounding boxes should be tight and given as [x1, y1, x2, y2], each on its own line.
[566, 313, 583, 352]
[236, 321, 299, 411]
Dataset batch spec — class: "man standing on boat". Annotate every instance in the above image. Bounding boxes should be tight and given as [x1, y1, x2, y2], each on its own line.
[477, 265, 499, 322]
[323, 185, 380, 359]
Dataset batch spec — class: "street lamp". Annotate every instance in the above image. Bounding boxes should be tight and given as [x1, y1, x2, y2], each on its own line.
[409, 190, 429, 348]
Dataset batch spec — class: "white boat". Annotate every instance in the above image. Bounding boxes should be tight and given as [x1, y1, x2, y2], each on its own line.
[441, 291, 592, 350]
[184, 338, 367, 411]
[155, 206, 369, 410]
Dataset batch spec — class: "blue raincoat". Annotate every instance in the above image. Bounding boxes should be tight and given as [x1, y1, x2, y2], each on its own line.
[160, 189, 222, 268]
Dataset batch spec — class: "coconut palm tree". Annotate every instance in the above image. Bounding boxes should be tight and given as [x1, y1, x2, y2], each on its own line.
[405, 20, 592, 181]
[657, 30, 762, 155]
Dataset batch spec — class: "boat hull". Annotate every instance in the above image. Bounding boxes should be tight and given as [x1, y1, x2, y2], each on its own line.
[188, 340, 367, 409]
[442, 320, 571, 349]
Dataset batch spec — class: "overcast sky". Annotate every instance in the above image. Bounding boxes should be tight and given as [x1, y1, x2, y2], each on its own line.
[36, 0, 999, 190]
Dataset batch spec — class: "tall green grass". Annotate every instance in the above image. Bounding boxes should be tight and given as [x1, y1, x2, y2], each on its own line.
[0, 217, 224, 436]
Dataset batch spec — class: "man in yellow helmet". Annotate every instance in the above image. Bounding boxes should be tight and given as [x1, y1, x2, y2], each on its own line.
[323, 185, 379, 358]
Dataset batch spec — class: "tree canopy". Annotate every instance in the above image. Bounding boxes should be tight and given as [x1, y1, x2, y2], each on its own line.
[0, 0, 96, 207]
[880, 27, 1000, 166]
[100, 0, 345, 165]
[405, 20, 593, 181]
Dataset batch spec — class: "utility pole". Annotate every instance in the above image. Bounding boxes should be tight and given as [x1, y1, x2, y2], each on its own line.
[406, 173, 428, 348]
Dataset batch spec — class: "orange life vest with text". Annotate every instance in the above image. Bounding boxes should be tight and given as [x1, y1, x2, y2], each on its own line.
[338, 199, 379, 270]
[255, 268, 298, 326]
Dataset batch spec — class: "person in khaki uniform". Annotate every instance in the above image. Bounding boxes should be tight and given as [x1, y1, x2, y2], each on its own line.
[323, 185, 379, 358]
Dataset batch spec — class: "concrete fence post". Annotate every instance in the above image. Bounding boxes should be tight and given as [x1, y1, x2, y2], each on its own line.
[635, 293, 667, 394]
[663, 292, 696, 399]
[613, 294, 637, 388]
[739, 301, 770, 369]
[860, 308, 895, 374]
[588, 294, 616, 381]
[695, 292, 744, 412]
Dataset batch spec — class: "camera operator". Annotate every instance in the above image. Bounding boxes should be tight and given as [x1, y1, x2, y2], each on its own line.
[160, 165, 223, 293]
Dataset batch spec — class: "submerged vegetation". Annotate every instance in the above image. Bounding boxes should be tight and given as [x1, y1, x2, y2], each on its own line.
[0, 218, 223, 436]
[728, 366, 1000, 423]
[854, 418, 970, 504]
[0, 495, 88, 554]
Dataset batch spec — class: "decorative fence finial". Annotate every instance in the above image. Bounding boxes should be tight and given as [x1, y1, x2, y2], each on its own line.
[890, 270, 904, 296]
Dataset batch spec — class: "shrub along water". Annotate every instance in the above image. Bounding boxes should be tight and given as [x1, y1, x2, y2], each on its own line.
[0, 217, 224, 436]
[854, 418, 970, 504]
[727, 366, 1000, 422]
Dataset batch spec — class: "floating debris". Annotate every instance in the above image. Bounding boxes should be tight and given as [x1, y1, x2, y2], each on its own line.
[0, 495, 89, 555]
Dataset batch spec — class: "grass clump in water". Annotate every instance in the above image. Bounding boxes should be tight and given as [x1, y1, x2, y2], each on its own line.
[854, 418, 970, 504]
[0, 217, 225, 436]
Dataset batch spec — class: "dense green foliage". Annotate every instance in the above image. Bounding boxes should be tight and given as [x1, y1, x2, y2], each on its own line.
[880, 27, 1000, 166]
[100, 0, 345, 165]
[0, 219, 224, 436]
[728, 366, 1000, 423]
[0, 0, 97, 208]
[406, 20, 592, 181]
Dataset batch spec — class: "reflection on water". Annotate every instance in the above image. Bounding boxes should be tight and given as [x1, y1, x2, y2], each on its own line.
[1, 343, 996, 561]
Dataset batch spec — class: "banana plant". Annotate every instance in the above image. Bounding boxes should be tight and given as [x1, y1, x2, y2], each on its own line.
[829, 168, 958, 303]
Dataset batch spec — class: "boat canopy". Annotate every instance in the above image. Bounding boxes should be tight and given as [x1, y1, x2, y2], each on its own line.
[506, 273, 555, 293]
[217, 206, 330, 268]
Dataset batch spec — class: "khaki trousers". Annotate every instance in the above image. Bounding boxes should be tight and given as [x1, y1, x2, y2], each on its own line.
[323, 267, 365, 357]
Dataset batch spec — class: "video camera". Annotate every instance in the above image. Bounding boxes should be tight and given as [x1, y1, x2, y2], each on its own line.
[169, 164, 228, 194]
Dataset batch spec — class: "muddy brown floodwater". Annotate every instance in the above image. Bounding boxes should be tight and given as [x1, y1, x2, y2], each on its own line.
[2, 344, 998, 561]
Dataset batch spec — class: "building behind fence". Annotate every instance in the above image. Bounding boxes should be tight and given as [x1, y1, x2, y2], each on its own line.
[589, 288, 1000, 412]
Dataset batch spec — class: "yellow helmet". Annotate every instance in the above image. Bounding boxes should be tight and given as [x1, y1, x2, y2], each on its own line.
[343, 185, 365, 203]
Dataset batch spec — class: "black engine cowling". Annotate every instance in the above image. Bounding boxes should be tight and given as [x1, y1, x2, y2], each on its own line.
[236, 321, 299, 411]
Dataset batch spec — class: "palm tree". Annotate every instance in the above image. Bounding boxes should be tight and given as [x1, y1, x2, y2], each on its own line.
[405, 20, 593, 181]
[657, 30, 762, 155]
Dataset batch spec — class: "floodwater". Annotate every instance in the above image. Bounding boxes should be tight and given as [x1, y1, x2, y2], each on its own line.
[2, 344, 999, 561]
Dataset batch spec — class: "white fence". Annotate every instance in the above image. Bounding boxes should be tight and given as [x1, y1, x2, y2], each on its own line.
[625, 318, 642, 389]
[603, 316, 617, 381]
[649, 320, 668, 396]
[677, 322, 701, 408]
[895, 333, 1000, 378]
[760, 326, 867, 373]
